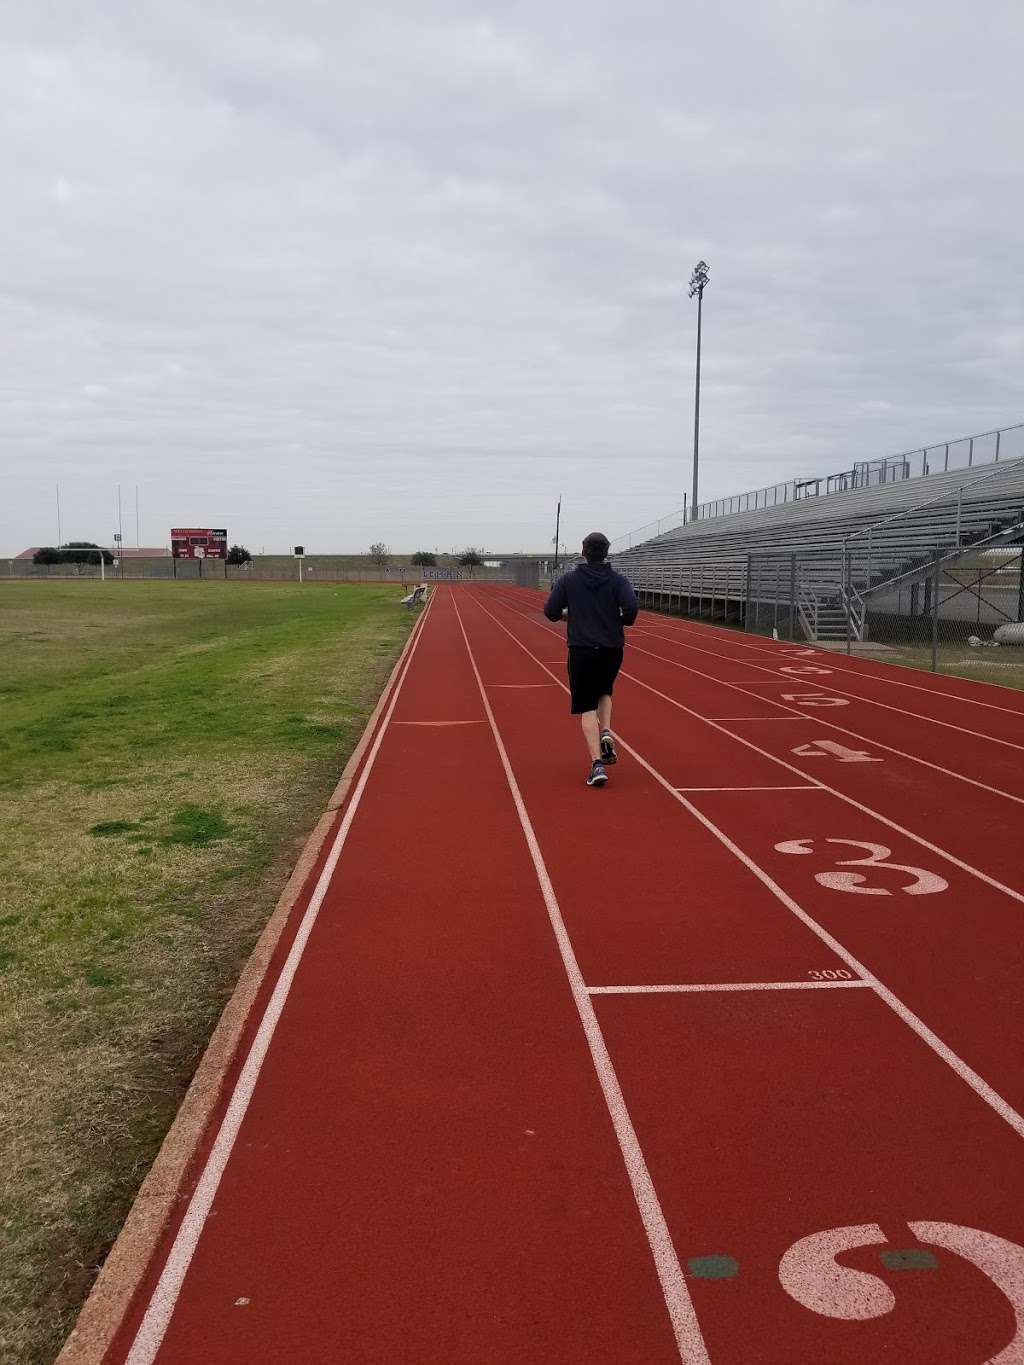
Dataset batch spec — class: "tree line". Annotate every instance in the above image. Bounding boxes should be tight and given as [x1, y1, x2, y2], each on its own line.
[32, 542, 486, 570]
[370, 544, 485, 569]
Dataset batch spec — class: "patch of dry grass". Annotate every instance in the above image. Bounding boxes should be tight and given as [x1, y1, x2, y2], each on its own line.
[879, 644, 1024, 691]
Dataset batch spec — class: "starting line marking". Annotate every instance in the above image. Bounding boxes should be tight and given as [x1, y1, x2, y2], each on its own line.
[487, 682, 558, 688]
[713, 717, 808, 722]
[588, 980, 870, 994]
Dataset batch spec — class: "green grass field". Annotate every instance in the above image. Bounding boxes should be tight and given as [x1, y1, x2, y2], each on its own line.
[0, 581, 415, 1364]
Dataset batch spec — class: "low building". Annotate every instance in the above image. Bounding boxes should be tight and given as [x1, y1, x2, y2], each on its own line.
[14, 546, 171, 560]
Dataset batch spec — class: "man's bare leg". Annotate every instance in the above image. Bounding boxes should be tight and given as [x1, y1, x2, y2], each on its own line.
[596, 695, 612, 734]
[580, 710, 602, 761]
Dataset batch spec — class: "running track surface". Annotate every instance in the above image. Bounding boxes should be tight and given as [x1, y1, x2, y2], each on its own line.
[103, 585, 1024, 1365]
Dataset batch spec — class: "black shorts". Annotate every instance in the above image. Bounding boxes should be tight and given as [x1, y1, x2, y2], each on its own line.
[567, 646, 624, 715]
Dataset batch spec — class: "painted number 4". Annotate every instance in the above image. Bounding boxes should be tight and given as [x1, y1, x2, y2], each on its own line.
[793, 740, 881, 764]
[775, 838, 948, 896]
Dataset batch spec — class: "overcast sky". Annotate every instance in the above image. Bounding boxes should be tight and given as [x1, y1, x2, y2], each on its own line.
[2, 1, 1022, 557]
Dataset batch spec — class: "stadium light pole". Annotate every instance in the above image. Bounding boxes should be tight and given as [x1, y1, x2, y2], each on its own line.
[688, 259, 710, 521]
[552, 496, 562, 572]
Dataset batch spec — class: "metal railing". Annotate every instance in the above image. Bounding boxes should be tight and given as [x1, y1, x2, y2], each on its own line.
[610, 419, 1024, 555]
[842, 455, 1024, 598]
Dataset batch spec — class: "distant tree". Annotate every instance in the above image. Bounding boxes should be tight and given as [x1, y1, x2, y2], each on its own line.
[54, 542, 114, 571]
[411, 550, 436, 567]
[458, 548, 484, 569]
[226, 544, 252, 565]
[33, 547, 64, 565]
[369, 542, 390, 570]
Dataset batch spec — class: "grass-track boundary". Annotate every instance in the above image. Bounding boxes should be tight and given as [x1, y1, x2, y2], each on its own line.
[55, 592, 431, 1364]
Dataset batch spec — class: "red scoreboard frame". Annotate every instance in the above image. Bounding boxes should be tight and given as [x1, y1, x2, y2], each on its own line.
[171, 528, 228, 560]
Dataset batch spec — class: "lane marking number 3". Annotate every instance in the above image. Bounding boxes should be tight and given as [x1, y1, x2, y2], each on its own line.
[774, 838, 948, 896]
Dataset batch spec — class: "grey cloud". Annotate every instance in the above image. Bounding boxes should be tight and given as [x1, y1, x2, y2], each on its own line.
[2, 1, 1022, 555]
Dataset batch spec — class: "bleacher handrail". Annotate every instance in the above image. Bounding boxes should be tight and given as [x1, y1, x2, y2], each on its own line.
[842, 455, 1024, 550]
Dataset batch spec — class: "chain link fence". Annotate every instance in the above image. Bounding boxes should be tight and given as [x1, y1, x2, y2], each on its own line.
[3, 557, 516, 584]
[743, 547, 1024, 683]
[865, 547, 1024, 677]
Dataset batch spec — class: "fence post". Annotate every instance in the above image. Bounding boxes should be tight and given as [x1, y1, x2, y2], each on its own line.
[1017, 550, 1024, 624]
[744, 556, 752, 631]
[844, 542, 852, 656]
[931, 551, 940, 672]
[955, 489, 962, 547]
[789, 554, 797, 640]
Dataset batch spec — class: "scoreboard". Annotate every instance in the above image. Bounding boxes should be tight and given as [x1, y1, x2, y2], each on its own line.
[171, 528, 228, 560]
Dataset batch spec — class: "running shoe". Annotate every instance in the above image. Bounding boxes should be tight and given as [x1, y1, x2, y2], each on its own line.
[587, 760, 609, 787]
[600, 730, 618, 765]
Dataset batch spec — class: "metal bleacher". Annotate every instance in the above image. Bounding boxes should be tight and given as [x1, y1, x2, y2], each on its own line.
[611, 425, 1024, 643]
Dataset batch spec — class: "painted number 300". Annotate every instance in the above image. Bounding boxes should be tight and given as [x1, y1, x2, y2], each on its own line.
[774, 838, 948, 897]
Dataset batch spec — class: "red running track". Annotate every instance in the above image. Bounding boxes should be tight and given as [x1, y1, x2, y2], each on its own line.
[102, 585, 1024, 1365]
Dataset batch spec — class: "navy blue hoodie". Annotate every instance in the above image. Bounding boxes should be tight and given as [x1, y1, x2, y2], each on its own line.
[543, 562, 638, 648]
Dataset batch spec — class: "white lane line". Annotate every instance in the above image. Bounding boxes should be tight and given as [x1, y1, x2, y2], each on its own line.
[674, 785, 821, 792]
[630, 635, 1024, 809]
[468, 592, 1024, 1143]
[715, 717, 808, 722]
[639, 613, 1024, 717]
[588, 980, 871, 994]
[123, 589, 439, 1365]
[488, 682, 559, 688]
[452, 596, 710, 1365]
[638, 627, 1024, 753]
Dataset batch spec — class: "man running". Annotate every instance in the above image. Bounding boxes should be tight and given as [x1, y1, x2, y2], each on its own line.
[543, 531, 638, 787]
